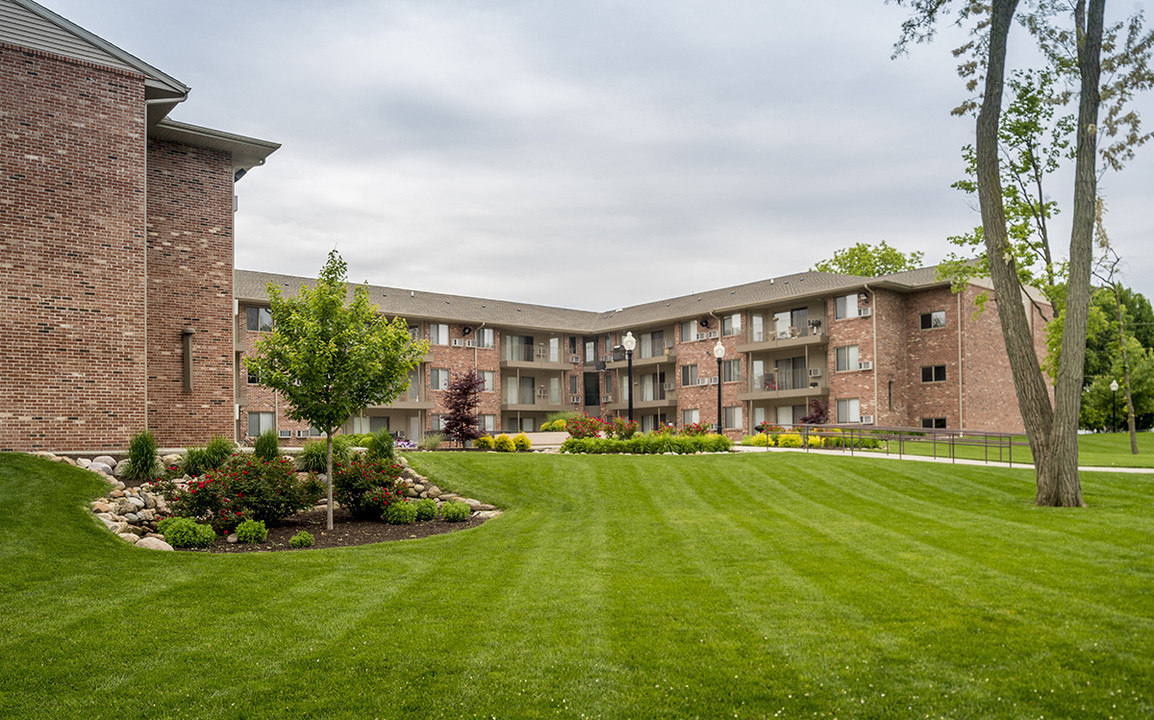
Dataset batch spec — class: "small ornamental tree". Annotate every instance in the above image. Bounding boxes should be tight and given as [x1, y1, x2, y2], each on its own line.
[799, 397, 828, 425]
[243, 250, 428, 529]
[443, 369, 485, 445]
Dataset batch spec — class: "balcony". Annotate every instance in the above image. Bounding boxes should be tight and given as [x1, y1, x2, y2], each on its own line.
[605, 347, 676, 370]
[499, 347, 574, 370]
[606, 390, 677, 412]
[737, 325, 828, 354]
[737, 369, 826, 402]
[367, 392, 435, 411]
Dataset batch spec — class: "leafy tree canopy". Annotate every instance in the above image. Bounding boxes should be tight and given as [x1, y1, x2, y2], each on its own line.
[811, 241, 925, 277]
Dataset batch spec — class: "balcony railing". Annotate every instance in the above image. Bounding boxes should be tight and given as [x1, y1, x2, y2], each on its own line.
[754, 369, 811, 392]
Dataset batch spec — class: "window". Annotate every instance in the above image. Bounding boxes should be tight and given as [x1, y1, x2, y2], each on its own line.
[920, 311, 946, 329]
[247, 411, 273, 437]
[681, 364, 699, 386]
[585, 339, 596, 363]
[506, 335, 535, 362]
[429, 323, 450, 345]
[888, 380, 894, 411]
[682, 408, 700, 426]
[480, 414, 496, 432]
[408, 326, 420, 341]
[480, 370, 495, 392]
[351, 416, 371, 434]
[549, 337, 561, 362]
[247, 369, 259, 384]
[246, 306, 272, 332]
[680, 320, 696, 343]
[835, 345, 859, 372]
[430, 368, 451, 391]
[723, 406, 743, 429]
[836, 398, 861, 423]
[476, 328, 494, 348]
[921, 365, 947, 383]
[568, 336, 578, 355]
[570, 374, 579, 395]
[835, 294, 858, 320]
[604, 374, 613, 393]
[430, 414, 446, 431]
[722, 359, 741, 382]
[722, 313, 742, 336]
[370, 417, 390, 433]
[751, 313, 765, 342]
[922, 417, 947, 429]
[640, 330, 665, 359]
[640, 372, 666, 402]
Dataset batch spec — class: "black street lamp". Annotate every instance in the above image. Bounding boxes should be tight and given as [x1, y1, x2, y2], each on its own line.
[713, 340, 725, 433]
[1111, 379, 1119, 433]
[623, 331, 636, 423]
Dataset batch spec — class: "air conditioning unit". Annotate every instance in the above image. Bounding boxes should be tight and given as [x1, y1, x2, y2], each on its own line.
[663, 340, 675, 349]
[808, 368, 823, 378]
[465, 339, 477, 348]
[858, 361, 873, 371]
[708, 376, 720, 385]
[537, 388, 548, 397]
[663, 382, 675, 391]
[858, 307, 873, 317]
[696, 377, 710, 386]
[536, 347, 548, 356]
[570, 354, 581, 363]
[859, 415, 875, 424]
[708, 330, 720, 339]
[602, 395, 612, 403]
[296, 429, 308, 438]
[600, 355, 609, 363]
[569, 394, 582, 404]
[451, 338, 464, 347]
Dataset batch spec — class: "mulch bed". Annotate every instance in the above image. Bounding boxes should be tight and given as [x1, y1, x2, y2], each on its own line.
[192, 506, 489, 553]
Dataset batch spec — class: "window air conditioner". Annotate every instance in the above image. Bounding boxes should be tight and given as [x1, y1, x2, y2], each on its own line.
[570, 355, 581, 363]
[663, 340, 675, 349]
[858, 361, 873, 371]
[296, 430, 308, 438]
[707, 330, 720, 339]
[858, 307, 873, 317]
[537, 388, 548, 397]
[569, 394, 582, 404]
[859, 415, 875, 424]
[600, 355, 609, 362]
[808, 368, 823, 378]
[536, 347, 547, 356]
[709, 377, 720, 385]
[602, 395, 612, 403]
[663, 382, 675, 391]
[451, 338, 464, 347]
[465, 339, 477, 348]
[696, 377, 709, 386]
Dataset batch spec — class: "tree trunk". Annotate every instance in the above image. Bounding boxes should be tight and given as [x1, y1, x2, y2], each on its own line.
[326, 431, 334, 530]
[1113, 293, 1140, 454]
[976, 0, 1058, 496]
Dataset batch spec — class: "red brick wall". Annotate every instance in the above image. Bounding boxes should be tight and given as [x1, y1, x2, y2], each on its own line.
[145, 138, 237, 446]
[825, 293, 878, 422]
[902, 287, 961, 427]
[0, 46, 148, 451]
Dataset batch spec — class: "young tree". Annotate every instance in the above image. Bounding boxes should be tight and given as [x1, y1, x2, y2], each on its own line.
[812, 241, 925, 276]
[893, 0, 1153, 506]
[243, 250, 428, 529]
[442, 369, 486, 445]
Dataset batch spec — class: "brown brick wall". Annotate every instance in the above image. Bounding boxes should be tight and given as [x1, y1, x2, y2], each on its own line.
[145, 138, 237, 446]
[0, 46, 148, 451]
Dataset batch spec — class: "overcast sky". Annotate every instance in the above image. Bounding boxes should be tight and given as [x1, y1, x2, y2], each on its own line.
[47, 0, 1154, 309]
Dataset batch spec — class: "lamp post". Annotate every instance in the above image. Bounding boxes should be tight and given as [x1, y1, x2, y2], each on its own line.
[1110, 379, 1119, 433]
[714, 340, 725, 434]
[623, 331, 636, 423]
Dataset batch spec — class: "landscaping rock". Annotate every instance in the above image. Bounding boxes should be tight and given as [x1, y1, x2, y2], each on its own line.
[88, 462, 113, 476]
[92, 455, 116, 468]
[117, 533, 139, 544]
[76, 458, 92, 468]
[135, 537, 174, 551]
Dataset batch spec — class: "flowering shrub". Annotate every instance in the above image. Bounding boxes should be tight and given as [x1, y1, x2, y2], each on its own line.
[608, 416, 639, 440]
[513, 433, 532, 451]
[681, 422, 710, 437]
[332, 455, 406, 520]
[566, 413, 608, 439]
[158, 454, 323, 530]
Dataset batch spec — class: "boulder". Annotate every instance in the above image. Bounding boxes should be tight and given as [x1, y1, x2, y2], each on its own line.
[135, 536, 174, 551]
[88, 462, 113, 476]
[93, 455, 116, 468]
[76, 458, 92, 468]
[426, 486, 442, 499]
[91, 501, 111, 514]
[117, 533, 139, 544]
[113, 459, 130, 477]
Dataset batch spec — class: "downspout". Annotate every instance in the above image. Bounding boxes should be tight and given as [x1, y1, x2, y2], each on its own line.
[474, 321, 486, 369]
[864, 282, 878, 423]
[957, 289, 964, 431]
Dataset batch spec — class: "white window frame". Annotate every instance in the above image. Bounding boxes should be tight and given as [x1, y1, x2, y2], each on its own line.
[430, 368, 451, 391]
[429, 323, 450, 345]
[836, 398, 861, 424]
[835, 294, 858, 320]
[835, 345, 859, 372]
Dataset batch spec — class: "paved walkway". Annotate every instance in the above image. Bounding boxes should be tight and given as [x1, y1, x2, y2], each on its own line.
[730, 444, 1154, 473]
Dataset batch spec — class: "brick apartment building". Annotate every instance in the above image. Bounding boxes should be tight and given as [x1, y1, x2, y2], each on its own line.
[1, 0, 1049, 452]
[235, 267, 1050, 443]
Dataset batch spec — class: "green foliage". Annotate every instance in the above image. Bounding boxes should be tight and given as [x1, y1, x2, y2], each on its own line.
[494, 434, 516, 452]
[560, 433, 732, 455]
[1080, 341, 1154, 431]
[332, 455, 406, 520]
[160, 455, 324, 530]
[539, 419, 566, 431]
[298, 436, 354, 473]
[440, 500, 471, 522]
[182, 437, 237, 478]
[418, 433, 444, 451]
[254, 429, 280, 462]
[235, 519, 268, 544]
[512, 433, 532, 451]
[384, 499, 417, 525]
[741, 433, 770, 447]
[608, 416, 639, 440]
[243, 249, 428, 450]
[414, 498, 438, 521]
[777, 433, 803, 449]
[812, 240, 925, 277]
[566, 413, 608, 439]
[289, 531, 314, 548]
[473, 435, 494, 450]
[156, 516, 215, 549]
[366, 428, 396, 462]
[443, 369, 486, 444]
[124, 429, 160, 482]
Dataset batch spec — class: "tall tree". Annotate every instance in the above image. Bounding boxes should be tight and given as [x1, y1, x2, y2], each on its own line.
[244, 250, 428, 529]
[893, 0, 1153, 506]
[812, 241, 925, 276]
[442, 369, 485, 445]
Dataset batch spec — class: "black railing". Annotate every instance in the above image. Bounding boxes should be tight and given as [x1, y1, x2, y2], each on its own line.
[785, 424, 1031, 466]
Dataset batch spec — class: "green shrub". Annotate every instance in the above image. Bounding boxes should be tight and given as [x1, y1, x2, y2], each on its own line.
[343, 433, 373, 448]
[418, 433, 444, 451]
[414, 498, 438, 521]
[473, 435, 494, 450]
[513, 433, 532, 451]
[608, 416, 639, 440]
[777, 433, 803, 448]
[157, 516, 215, 549]
[298, 436, 354, 473]
[254, 429, 280, 462]
[332, 455, 406, 520]
[740, 434, 769, 447]
[289, 531, 314, 548]
[560, 433, 732, 455]
[494, 434, 516, 452]
[440, 500, 471, 522]
[182, 436, 237, 477]
[384, 499, 417, 525]
[566, 413, 607, 439]
[160, 455, 324, 530]
[124, 428, 160, 482]
[366, 428, 396, 462]
[235, 518, 268, 543]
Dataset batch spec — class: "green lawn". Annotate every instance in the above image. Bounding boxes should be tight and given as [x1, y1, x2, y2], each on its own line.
[821, 429, 1154, 468]
[2, 451, 1152, 719]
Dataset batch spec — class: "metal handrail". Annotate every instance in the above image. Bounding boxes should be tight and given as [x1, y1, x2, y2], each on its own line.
[787, 423, 1030, 465]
